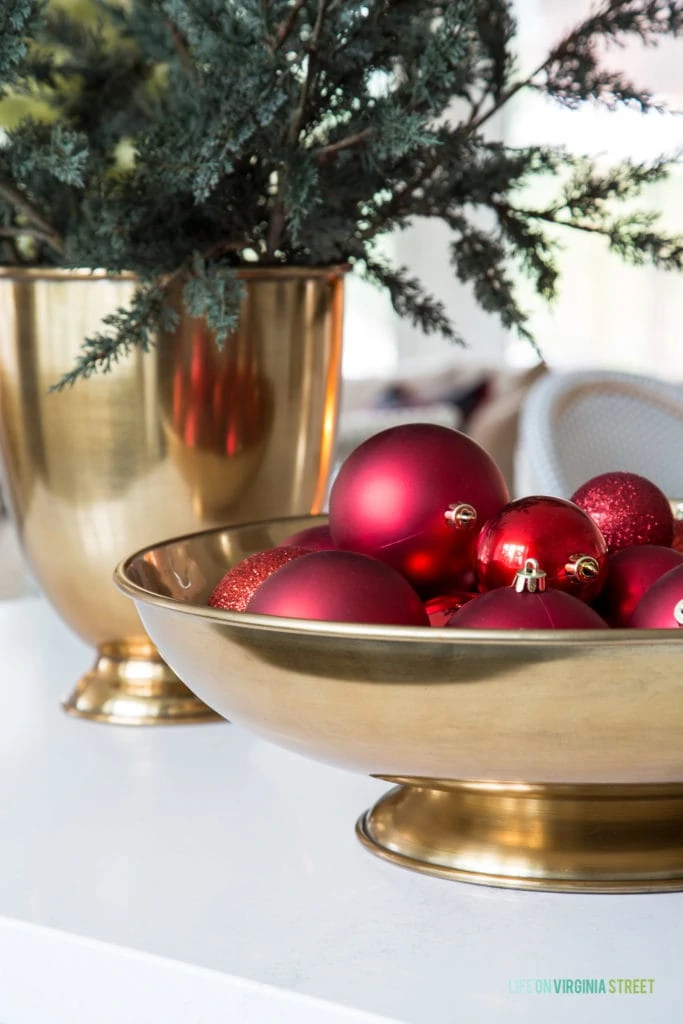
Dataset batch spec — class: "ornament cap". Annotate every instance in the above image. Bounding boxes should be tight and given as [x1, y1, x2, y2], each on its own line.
[674, 599, 683, 627]
[513, 558, 547, 594]
[444, 503, 478, 529]
[566, 554, 601, 582]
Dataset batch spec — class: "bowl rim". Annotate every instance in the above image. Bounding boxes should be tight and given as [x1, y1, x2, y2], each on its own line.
[114, 516, 683, 647]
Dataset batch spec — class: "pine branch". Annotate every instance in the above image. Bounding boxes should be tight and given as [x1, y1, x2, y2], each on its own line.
[0, 179, 64, 255]
[271, 0, 308, 51]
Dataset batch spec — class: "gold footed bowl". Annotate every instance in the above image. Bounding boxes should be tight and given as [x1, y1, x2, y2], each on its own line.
[116, 515, 683, 891]
[0, 269, 344, 724]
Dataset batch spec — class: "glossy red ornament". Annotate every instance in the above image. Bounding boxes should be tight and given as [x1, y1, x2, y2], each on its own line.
[673, 518, 683, 554]
[571, 471, 673, 553]
[595, 544, 683, 627]
[476, 496, 608, 602]
[281, 524, 336, 551]
[246, 550, 430, 626]
[630, 564, 683, 629]
[329, 423, 509, 596]
[424, 592, 475, 627]
[208, 546, 309, 612]
[449, 559, 607, 630]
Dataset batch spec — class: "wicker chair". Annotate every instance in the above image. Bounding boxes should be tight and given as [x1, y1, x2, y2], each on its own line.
[516, 370, 683, 499]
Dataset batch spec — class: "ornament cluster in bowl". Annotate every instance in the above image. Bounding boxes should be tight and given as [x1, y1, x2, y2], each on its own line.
[116, 424, 683, 894]
[207, 423, 682, 633]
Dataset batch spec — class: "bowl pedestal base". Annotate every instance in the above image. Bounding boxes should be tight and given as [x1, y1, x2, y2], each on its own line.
[62, 640, 222, 726]
[357, 779, 683, 893]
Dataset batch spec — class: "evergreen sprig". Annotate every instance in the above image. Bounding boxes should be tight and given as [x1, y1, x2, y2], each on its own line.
[1, 0, 682, 386]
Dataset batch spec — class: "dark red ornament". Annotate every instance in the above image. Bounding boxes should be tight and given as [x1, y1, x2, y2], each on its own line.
[476, 496, 608, 602]
[595, 544, 683, 627]
[630, 564, 683, 629]
[571, 471, 674, 553]
[246, 550, 430, 626]
[673, 517, 683, 554]
[449, 559, 607, 630]
[329, 423, 509, 596]
[281, 524, 336, 551]
[424, 592, 475, 627]
[208, 546, 309, 612]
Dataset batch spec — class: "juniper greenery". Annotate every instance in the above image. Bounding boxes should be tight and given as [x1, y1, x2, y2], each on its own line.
[1, 0, 683, 387]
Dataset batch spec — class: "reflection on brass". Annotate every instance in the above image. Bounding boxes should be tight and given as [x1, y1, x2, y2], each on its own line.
[116, 514, 683, 889]
[0, 270, 344, 723]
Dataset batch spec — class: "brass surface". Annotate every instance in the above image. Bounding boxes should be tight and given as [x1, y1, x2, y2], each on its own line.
[0, 270, 344, 723]
[116, 515, 683, 889]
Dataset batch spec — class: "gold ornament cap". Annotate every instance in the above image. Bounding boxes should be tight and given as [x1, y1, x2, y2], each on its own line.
[566, 554, 600, 582]
[444, 503, 478, 529]
[514, 558, 547, 594]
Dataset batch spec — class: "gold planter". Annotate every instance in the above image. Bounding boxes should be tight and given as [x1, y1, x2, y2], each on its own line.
[0, 269, 344, 724]
[117, 516, 683, 892]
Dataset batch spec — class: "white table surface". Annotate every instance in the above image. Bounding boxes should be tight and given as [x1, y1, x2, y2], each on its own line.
[1, 596, 682, 1023]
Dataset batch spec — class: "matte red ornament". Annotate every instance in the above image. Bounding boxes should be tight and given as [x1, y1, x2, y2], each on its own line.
[424, 592, 475, 627]
[571, 471, 674, 553]
[281, 524, 336, 551]
[595, 544, 683, 627]
[246, 550, 430, 626]
[448, 559, 607, 630]
[476, 496, 608, 602]
[329, 423, 509, 596]
[208, 546, 309, 612]
[630, 564, 683, 629]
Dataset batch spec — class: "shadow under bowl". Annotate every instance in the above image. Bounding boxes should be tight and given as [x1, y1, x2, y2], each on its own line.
[115, 515, 683, 893]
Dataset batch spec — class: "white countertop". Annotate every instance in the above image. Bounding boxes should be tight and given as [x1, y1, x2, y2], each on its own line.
[0, 596, 681, 1023]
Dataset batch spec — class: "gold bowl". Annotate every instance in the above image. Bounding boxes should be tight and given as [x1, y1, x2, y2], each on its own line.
[116, 515, 683, 892]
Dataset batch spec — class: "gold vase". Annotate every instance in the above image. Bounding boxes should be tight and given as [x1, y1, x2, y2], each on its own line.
[0, 267, 344, 724]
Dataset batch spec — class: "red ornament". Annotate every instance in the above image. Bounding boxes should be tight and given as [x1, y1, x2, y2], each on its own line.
[208, 546, 309, 612]
[329, 423, 509, 596]
[424, 592, 475, 627]
[281, 524, 336, 551]
[449, 559, 607, 630]
[247, 550, 430, 626]
[595, 544, 683, 627]
[630, 564, 683, 629]
[571, 471, 673, 553]
[476, 496, 608, 602]
[673, 517, 683, 554]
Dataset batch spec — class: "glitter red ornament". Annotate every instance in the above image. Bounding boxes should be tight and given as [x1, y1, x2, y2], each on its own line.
[571, 471, 674, 553]
[329, 423, 509, 596]
[448, 559, 607, 630]
[281, 524, 336, 551]
[630, 564, 683, 629]
[424, 592, 475, 627]
[246, 550, 430, 626]
[476, 496, 608, 602]
[595, 544, 683, 627]
[208, 546, 309, 612]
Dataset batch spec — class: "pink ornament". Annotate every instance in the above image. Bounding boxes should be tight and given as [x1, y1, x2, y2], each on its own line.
[246, 550, 430, 626]
[449, 559, 607, 630]
[631, 564, 683, 629]
[208, 546, 309, 612]
[571, 471, 673, 553]
[476, 496, 608, 602]
[596, 544, 683, 627]
[329, 423, 509, 596]
[281, 524, 336, 551]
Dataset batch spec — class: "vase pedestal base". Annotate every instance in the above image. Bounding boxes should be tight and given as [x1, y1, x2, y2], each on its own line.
[356, 779, 683, 893]
[62, 640, 222, 726]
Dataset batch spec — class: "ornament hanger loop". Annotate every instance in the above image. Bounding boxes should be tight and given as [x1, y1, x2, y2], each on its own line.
[444, 503, 477, 529]
[514, 558, 547, 594]
[674, 599, 683, 627]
